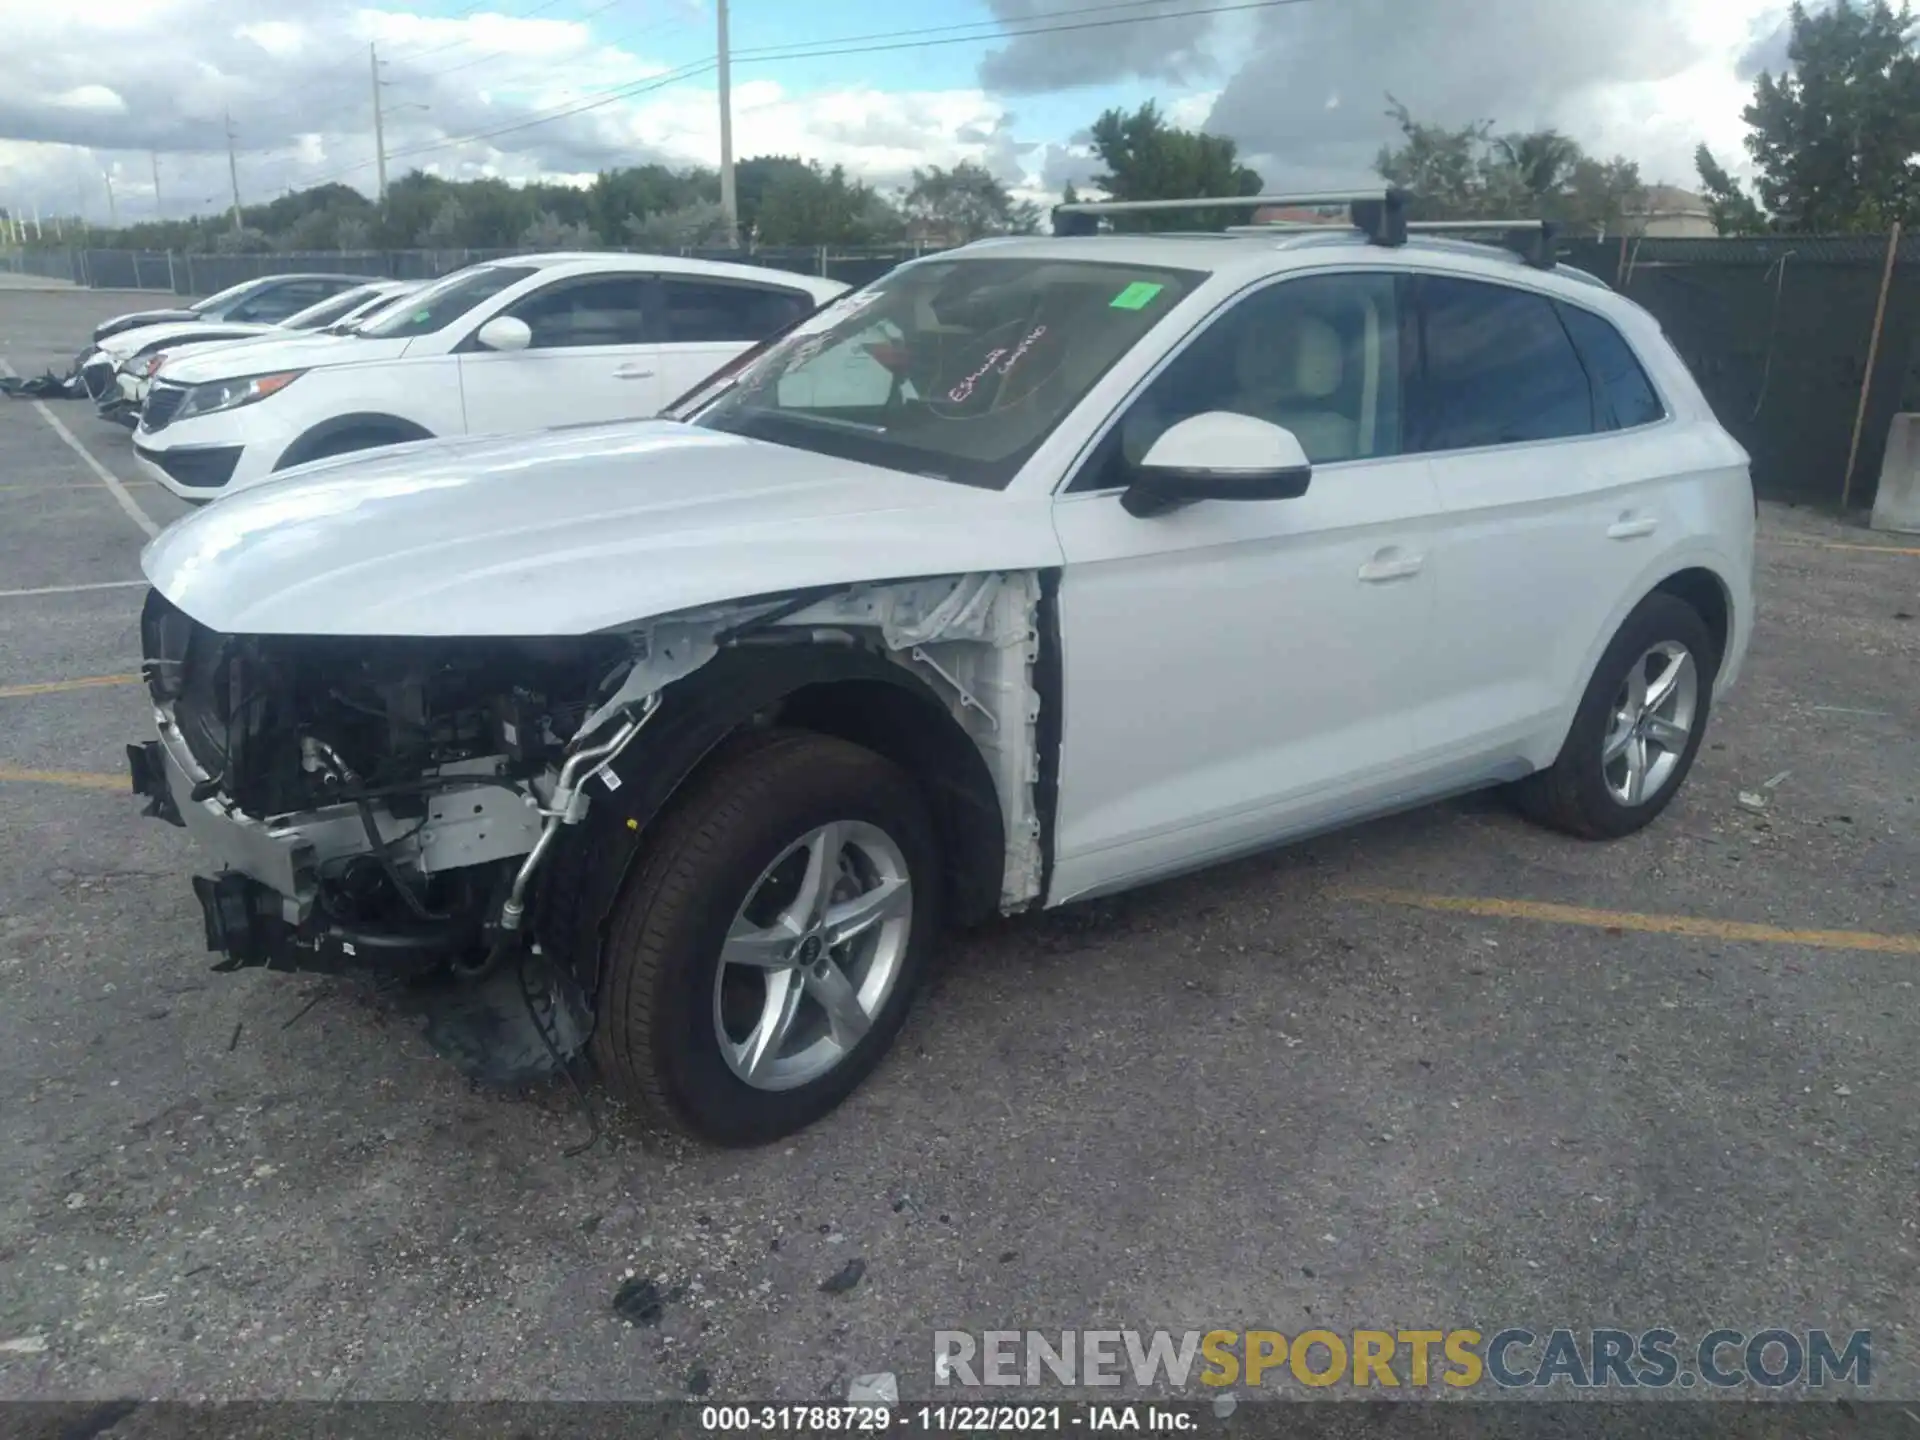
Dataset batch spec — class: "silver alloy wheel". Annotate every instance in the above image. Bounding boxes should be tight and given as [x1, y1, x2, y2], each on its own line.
[1602, 640, 1699, 807]
[712, 820, 914, 1092]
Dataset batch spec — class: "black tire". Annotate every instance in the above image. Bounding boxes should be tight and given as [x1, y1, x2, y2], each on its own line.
[591, 730, 941, 1146]
[1513, 591, 1719, 840]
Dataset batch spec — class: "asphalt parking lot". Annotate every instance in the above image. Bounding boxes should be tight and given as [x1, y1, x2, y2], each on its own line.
[1, 278, 1917, 1404]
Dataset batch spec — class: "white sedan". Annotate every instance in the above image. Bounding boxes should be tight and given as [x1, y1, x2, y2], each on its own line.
[131, 252, 846, 499]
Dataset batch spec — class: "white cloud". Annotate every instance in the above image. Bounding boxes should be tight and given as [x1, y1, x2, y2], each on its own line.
[0, 0, 1786, 225]
[237, 22, 305, 58]
[51, 86, 128, 114]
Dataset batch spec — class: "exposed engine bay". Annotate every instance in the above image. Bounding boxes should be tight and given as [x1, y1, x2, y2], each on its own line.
[130, 572, 1047, 1075]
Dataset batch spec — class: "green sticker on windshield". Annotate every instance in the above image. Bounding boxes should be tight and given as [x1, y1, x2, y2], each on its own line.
[1109, 281, 1165, 310]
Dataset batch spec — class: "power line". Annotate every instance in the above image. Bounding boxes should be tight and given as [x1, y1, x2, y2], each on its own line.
[304, 0, 1313, 182]
[731, 0, 1223, 61]
[733, 0, 1313, 64]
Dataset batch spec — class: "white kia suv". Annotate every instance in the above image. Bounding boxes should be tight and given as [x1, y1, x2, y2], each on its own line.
[131, 252, 847, 500]
[127, 192, 1754, 1145]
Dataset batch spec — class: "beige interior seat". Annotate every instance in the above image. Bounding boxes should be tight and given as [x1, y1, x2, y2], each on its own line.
[1231, 317, 1355, 461]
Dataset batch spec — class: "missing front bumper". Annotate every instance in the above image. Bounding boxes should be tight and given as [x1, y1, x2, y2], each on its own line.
[189, 870, 475, 975]
[127, 740, 183, 826]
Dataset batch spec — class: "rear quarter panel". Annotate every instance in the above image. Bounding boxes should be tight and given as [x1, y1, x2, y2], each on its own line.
[1523, 301, 1755, 769]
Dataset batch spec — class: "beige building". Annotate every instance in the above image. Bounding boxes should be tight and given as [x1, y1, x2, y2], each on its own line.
[1622, 185, 1717, 238]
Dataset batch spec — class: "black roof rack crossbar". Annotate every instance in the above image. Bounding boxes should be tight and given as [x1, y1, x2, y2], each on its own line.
[1051, 189, 1410, 246]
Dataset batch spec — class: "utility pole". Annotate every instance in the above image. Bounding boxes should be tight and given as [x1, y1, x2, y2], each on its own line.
[150, 151, 162, 217]
[103, 169, 118, 229]
[225, 111, 244, 233]
[717, 0, 737, 246]
[371, 42, 389, 204]
[31, 199, 43, 241]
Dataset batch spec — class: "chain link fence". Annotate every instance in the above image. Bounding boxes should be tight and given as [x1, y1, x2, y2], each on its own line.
[0, 243, 937, 296]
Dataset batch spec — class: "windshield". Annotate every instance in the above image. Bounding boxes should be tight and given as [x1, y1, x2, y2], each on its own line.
[280, 285, 383, 331]
[357, 265, 536, 339]
[188, 278, 266, 315]
[691, 257, 1203, 489]
[334, 287, 418, 334]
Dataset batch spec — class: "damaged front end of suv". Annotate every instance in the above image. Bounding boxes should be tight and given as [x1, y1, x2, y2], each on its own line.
[129, 569, 1048, 1129]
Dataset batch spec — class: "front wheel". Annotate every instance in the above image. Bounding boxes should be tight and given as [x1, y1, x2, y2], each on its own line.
[1514, 591, 1718, 840]
[592, 731, 940, 1145]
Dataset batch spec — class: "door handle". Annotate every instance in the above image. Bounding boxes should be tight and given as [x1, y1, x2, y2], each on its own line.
[615, 367, 655, 380]
[1607, 514, 1658, 539]
[1358, 551, 1423, 583]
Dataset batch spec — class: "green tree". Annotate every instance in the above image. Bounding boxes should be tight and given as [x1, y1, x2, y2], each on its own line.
[747, 159, 903, 246]
[903, 160, 1031, 240]
[1087, 101, 1262, 229]
[1375, 97, 1645, 233]
[625, 201, 735, 250]
[520, 209, 598, 249]
[421, 197, 468, 249]
[1495, 130, 1581, 203]
[588, 164, 716, 244]
[1738, 0, 1920, 229]
[1694, 144, 1770, 234]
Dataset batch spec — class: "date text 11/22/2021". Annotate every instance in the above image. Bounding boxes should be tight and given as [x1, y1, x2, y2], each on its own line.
[699, 1405, 1183, 1431]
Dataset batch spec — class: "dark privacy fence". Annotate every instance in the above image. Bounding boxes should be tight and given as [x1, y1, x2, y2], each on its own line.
[1560, 234, 1917, 508]
[10, 233, 1919, 507]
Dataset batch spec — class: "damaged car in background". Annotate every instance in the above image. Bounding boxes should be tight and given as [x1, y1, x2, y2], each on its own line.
[129, 191, 1756, 1144]
[92, 281, 421, 425]
[79, 272, 378, 394]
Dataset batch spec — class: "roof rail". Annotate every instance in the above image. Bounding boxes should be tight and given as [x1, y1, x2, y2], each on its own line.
[1404, 218, 1562, 270]
[1052, 188, 1410, 247]
[1228, 214, 1564, 270]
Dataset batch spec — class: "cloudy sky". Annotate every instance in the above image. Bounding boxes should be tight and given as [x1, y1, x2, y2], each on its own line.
[0, 0, 1792, 227]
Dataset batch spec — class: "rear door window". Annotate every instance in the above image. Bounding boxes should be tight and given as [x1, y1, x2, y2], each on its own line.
[231, 283, 319, 323]
[657, 279, 816, 343]
[1407, 276, 1595, 452]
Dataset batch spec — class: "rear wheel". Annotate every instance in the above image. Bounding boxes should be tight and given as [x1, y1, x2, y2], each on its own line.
[592, 731, 940, 1145]
[1514, 592, 1718, 840]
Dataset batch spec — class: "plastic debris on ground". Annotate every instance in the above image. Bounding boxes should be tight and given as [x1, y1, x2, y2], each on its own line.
[848, 1373, 898, 1404]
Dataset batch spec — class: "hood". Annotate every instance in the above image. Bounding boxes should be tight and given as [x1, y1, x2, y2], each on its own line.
[140, 422, 1061, 637]
[100, 320, 278, 362]
[94, 308, 200, 341]
[162, 332, 413, 385]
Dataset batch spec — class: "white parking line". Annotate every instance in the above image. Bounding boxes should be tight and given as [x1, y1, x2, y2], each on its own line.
[0, 358, 161, 539]
[0, 579, 147, 599]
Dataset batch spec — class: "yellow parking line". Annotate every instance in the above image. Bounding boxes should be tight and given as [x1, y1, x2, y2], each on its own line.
[1340, 887, 1920, 956]
[1764, 536, 1920, 558]
[0, 673, 139, 699]
[0, 766, 125, 791]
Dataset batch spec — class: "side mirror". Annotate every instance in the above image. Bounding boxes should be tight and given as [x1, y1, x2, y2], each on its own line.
[1120, 412, 1313, 518]
[476, 315, 533, 353]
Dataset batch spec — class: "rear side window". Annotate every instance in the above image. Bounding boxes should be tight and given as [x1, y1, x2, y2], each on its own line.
[1556, 302, 1666, 429]
[235, 278, 354, 322]
[659, 279, 815, 343]
[1409, 276, 1594, 452]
